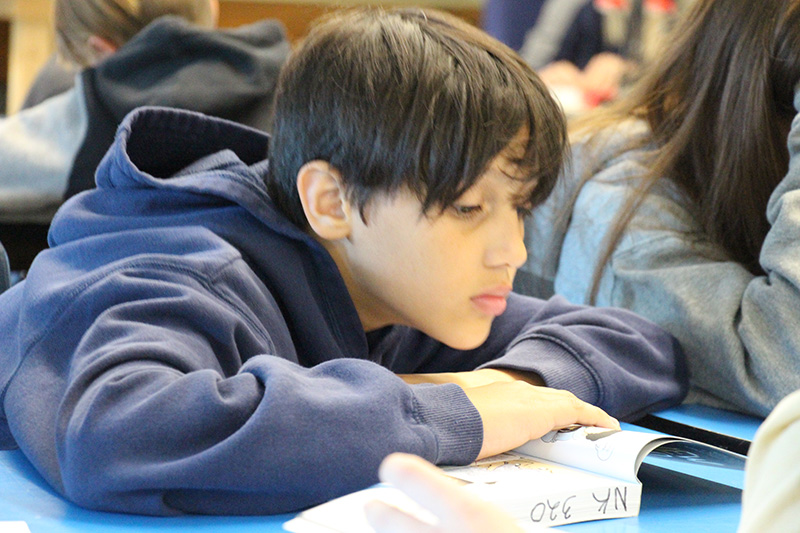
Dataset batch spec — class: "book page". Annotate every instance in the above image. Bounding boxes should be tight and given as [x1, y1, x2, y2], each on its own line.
[283, 484, 547, 533]
[642, 440, 747, 489]
[444, 453, 602, 485]
[444, 454, 641, 527]
[514, 426, 746, 483]
[0, 523, 30, 533]
[283, 485, 437, 533]
[643, 440, 746, 469]
[514, 426, 666, 482]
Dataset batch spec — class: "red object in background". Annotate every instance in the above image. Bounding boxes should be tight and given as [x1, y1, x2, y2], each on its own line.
[595, 0, 676, 11]
[595, 0, 628, 9]
[584, 87, 617, 108]
[645, 0, 676, 12]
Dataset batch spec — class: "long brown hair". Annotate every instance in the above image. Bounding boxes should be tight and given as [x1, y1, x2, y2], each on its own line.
[572, 0, 800, 303]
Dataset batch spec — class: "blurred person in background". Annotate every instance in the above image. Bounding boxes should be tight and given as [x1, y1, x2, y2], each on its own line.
[0, 0, 289, 271]
[519, 0, 800, 417]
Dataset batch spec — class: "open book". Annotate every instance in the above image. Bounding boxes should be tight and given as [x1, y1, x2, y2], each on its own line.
[283, 426, 746, 532]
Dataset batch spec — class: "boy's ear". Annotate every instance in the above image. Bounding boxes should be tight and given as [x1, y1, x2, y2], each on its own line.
[86, 35, 119, 64]
[297, 160, 352, 240]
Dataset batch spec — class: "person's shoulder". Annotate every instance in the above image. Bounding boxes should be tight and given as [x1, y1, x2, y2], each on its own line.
[570, 119, 651, 166]
[139, 15, 287, 46]
[567, 120, 653, 197]
[225, 18, 288, 44]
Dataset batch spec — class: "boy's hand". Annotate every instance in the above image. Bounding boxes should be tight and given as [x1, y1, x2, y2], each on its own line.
[400, 370, 619, 460]
[464, 381, 619, 459]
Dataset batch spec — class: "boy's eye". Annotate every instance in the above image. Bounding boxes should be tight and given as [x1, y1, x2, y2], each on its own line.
[452, 204, 483, 218]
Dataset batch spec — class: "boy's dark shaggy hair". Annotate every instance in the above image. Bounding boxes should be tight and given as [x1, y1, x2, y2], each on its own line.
[266, 8, 567, 228]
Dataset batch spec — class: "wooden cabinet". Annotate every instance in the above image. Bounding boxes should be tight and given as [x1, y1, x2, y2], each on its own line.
[218, 1, 480, 43]
[0, 0, 56, 114]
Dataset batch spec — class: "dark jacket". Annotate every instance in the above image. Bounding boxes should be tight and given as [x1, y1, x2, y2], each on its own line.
[0, 16, 289, 224]
[0, 106, 688, 516]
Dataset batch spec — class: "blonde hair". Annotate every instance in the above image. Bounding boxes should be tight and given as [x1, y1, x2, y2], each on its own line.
[55, 0, 216, 68]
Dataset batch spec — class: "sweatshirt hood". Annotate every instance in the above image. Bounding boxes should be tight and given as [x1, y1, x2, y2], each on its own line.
[88, 16, 289, 127]
[64, 16, 290, 198]
[51, 106, 312, 249]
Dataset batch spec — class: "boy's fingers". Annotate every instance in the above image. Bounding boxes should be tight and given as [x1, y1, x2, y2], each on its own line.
[540, 395, 619, 435]
[554, 399, 619, 431]
[465, 381, 620, 458]
[517, 385, 619, 431]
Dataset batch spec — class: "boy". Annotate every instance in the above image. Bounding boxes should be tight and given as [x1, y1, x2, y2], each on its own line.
[0, 8, 686, 516]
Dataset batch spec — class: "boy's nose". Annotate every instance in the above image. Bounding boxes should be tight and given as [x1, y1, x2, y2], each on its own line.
[489, 213, 527, 270]
[507, 219, 528, 269]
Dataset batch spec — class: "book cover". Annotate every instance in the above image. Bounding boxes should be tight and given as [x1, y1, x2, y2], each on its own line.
[445, 425, 745, 527]
[283, 425, 746, 532]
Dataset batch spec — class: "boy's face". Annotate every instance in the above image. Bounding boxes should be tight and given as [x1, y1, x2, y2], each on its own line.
[341, 153, 531, 350]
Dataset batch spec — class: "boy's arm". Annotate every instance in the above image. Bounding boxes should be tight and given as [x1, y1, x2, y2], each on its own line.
[7, 262, 623, 515]
[5, 259, 484, 516]
[399, 293, 688, 422]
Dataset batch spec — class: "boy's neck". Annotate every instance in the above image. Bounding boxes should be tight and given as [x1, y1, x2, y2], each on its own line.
[315, 235, 389, 333]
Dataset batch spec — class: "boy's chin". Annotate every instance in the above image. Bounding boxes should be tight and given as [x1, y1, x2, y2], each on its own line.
[434, 325, 492, 351]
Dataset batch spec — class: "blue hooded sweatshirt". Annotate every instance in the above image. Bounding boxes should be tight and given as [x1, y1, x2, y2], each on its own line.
[0, 107, 688, 516]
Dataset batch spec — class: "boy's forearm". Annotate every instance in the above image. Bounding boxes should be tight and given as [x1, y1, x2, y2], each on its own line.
[398, 368, 545, 388]
[476, 294, 688, 421]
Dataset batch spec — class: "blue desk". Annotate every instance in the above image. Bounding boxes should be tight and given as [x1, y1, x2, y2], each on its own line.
[0, 405, 763, 533]
[651, 404, 760, 441]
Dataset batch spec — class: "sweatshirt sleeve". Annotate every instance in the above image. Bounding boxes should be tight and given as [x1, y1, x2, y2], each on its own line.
[477, 293, 688, 421]
[4, 256, 481, 516]
[379, 292, 688, 421]
[547, 87, 800, 417]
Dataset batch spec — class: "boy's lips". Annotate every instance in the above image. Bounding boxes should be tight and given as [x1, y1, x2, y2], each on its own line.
[471, 287, 511, 316]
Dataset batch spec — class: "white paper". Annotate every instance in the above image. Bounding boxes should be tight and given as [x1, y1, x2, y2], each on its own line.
[0, 522, 31, 533]
[283, 485, 437, 533]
